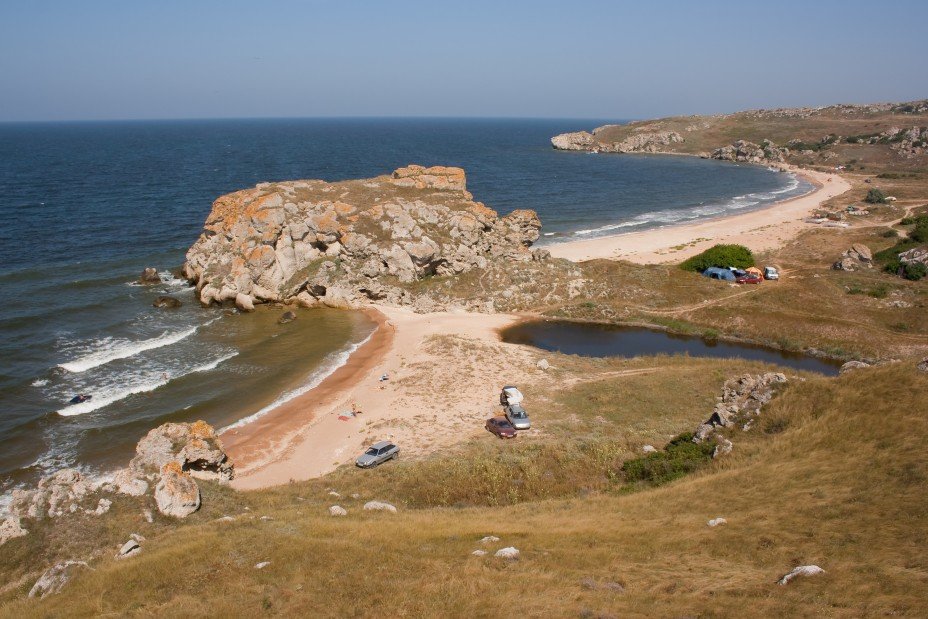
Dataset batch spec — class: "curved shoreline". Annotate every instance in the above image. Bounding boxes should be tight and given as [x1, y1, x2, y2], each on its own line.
[547, 166, 851, 264]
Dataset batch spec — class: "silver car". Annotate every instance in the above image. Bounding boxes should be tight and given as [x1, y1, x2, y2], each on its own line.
[355, 441, 399, 468]
[504, 404, 531, 430]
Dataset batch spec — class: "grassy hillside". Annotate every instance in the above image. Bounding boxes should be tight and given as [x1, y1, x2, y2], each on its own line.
[3, 360, 926, 617]
[586, 100, 928, 174]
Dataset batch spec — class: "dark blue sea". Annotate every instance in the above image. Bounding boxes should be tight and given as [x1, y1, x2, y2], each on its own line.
[0, 118, 811, 501]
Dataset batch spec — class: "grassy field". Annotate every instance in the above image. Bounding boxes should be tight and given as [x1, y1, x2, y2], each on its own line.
[3, 360, 926, 617]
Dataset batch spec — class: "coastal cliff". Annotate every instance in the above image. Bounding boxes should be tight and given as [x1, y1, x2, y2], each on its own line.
[183, 165, 546, 310]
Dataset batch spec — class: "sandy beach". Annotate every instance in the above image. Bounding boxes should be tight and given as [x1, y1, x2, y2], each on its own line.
[225, 306, 537, 490]
[547, 167, 851, 264]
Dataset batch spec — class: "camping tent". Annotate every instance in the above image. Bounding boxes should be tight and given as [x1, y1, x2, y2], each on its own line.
[702, 267, 736, 281]
[745, 267, 764, 278]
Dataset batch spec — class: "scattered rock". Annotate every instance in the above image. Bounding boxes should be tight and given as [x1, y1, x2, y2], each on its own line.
[29, 561, 91, 598]
[350, 493, 360, 499]
[642, 445, 657, 454]
[494, 547, 520, 560]
[255, 561, 271, 570]
[329, 505, 348, 517]
[117, 538, 141, 559]
[840, 360, 871, 375]
[328, 490, 341, 497]
[778, 564, 825, 585]
[216, 516, 236, 522]
[278, 310, 297, 324]
[471, 549, 487, 557]
[9, 468, 93, 520]
[0, 517, 28, 545]
[480, 535, 500, 544]
[87, 498, 112, 516]
[154, 462, 201, 518]
[707, 517, 727, 527]
[143, 509, 154, 523]
[833, 244, 873, 271]
[152, 296, 182, 309]
[536, 358, 550, 370]
[917, 357, 928, 373]
[139, 267, 161, 285]
[363, 501, 397, 513]
[713, 439, 733, 459]
[112, 468, 149, 496]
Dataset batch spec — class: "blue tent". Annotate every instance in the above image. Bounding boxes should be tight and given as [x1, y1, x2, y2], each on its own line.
[702, 267, 735, 281]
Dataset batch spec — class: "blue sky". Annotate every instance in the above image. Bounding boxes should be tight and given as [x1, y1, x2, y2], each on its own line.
[1, 0, 926, 121]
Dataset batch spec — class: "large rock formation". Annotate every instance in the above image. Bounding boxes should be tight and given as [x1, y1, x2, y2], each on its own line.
[130, 420, 233, 482]
[8, 468, 93, 520]
[694, 372, 788, 443]
[183, 165, 544, 310]
[550, 131, 595, 150]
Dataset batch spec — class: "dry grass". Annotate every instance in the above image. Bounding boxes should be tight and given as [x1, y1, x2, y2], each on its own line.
[4, 358, 926, 617]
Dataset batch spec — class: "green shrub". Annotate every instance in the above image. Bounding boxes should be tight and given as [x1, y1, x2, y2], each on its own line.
[902, 262, 927, 281]
[911, 220, 928, 243]
[882, 229, 899, 238]
[621, 433, 716, 486]
[865, 188, 888, 204]
[680, 244, 754, 272]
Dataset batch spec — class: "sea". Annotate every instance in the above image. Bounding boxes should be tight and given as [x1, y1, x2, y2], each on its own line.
[0, 118, 812, 502]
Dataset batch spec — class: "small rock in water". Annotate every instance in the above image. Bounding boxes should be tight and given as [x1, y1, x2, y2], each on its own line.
[479, 535, 500, 544]
[363, 501, 397, 513]
[642, 445, 657, 454]
[471, 549, 487, 557]
[494, 547, 520, 560]
[778, 564, 825, 585]
[255, 561, 271, 570]
[139, 267, 161, 285]
[329, 505, 348, 517]
[707, 517, 727, 527]
[153, 295, 182, 309]
[117, 539, 141, 559]
[278, 310, 297, 324]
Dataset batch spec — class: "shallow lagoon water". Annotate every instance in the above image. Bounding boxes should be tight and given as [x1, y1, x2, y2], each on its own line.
[501, 320, 842, 376]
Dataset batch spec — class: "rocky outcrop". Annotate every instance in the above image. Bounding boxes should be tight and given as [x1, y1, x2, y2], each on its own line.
[183, 165, 544, 311]
[0, 516, 28, 545]
[130, 420, 233, 482]
[551, 129, 684, 153]
[833, 244, 873, 271]
[29, 561, 91, 598]
[694, 373, 788, 443]
[154, 462, 201, 518]
[550, 131, 595, 150]
[899, 246, 928, 268]
[712, 139, 787, 163]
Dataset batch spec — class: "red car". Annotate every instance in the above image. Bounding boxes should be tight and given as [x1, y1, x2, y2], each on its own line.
[734, 271, 763, 284]
[486, 416, 517, 439]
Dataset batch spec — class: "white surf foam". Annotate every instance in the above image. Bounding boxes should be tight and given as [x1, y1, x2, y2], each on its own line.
[56, 350, 237, 417]
[220, 332, 374, 433]
[32, 378, 49, 387]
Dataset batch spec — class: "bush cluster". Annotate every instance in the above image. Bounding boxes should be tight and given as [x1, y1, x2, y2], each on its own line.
[680, 244, 754, 272]
[621, 433, 716, 486]
[865, 188, 888, 204]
